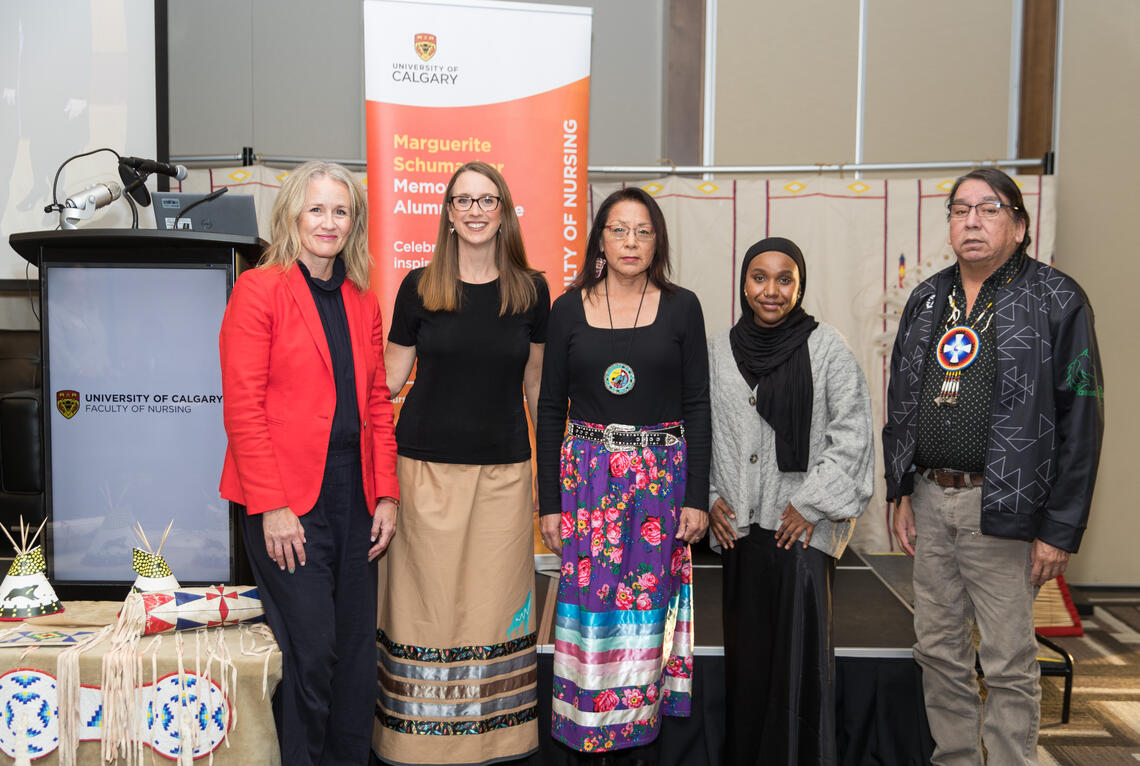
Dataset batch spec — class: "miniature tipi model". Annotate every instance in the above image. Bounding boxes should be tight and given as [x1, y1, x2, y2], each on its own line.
[0, 517, 63, 620]
[131, 520, 180, 593]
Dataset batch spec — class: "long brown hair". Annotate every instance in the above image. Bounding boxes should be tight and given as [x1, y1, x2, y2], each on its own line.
[419, 161, 539, 315]
[260, 161, 370, 290]
[571, 187, 676, 296]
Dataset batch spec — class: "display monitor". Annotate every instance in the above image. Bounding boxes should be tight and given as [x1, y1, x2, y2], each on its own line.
[42, 259, 233, 593]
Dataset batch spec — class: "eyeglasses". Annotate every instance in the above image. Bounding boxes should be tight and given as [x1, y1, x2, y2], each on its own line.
[603, 224, 655, 242]
[449, 194, 501, 211]
[947, 201, 1019, 220]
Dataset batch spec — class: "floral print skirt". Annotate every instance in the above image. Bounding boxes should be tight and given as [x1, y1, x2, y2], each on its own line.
[551, 420, 694, 754]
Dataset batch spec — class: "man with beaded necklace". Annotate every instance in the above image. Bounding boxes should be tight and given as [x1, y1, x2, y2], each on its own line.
[883, 167, 1104, 765]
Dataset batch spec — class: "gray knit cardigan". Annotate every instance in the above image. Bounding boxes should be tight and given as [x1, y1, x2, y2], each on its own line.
[708, 324, 874, 559]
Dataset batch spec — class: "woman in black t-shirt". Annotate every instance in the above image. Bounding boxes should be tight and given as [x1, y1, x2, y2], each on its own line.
[374, 161, 548, 766]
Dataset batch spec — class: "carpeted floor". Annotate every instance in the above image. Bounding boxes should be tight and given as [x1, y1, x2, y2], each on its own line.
[1038, 590, 1140, 765]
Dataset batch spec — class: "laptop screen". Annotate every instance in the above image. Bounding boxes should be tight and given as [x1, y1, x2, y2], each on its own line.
[153, 192, 260, 237]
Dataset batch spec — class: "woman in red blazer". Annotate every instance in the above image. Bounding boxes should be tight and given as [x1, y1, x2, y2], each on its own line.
[219, 160, 398, 766]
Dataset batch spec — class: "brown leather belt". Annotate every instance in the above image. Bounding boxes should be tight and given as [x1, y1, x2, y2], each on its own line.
[917, 466, 984, 489]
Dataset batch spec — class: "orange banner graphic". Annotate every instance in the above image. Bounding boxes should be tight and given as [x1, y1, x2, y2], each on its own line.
[366, 79, 591, 338]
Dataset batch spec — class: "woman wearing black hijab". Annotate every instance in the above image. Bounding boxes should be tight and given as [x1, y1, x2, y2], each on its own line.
[707, 237, 874, 765]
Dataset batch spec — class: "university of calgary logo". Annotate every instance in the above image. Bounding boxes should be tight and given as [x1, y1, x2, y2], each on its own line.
[414, 33, 437, 61]
[56, 389, 79, 419]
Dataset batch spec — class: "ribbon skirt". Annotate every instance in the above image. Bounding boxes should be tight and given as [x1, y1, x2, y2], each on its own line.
[551, 420, 695, 754]
[374, 458, 538, 765]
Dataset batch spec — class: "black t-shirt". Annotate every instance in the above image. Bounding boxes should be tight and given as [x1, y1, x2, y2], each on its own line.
[535, 286, 711, 515]
[388, 268, 550, 464]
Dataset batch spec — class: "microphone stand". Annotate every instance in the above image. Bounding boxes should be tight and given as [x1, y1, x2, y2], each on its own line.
[119, 172, 164, 230]
[124, 188, 139, 229]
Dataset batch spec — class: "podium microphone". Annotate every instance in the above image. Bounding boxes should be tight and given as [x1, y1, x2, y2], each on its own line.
[119, 156, 189, 181]
[60, 181, 123, 229]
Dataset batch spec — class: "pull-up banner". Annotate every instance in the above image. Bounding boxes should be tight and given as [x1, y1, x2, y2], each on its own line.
[363, 0, 592, 337]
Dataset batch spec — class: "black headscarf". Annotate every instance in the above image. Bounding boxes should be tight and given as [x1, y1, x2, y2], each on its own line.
[728, 237, 818, 472]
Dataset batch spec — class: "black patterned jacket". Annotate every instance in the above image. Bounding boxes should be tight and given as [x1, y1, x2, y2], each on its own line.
[882, 257, 1104, 553]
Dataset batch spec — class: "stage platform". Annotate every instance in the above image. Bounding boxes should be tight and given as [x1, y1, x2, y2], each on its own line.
[531, 546, 935, 765]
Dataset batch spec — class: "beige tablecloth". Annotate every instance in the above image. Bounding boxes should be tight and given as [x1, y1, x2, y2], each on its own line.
[0, 601, 282, 764]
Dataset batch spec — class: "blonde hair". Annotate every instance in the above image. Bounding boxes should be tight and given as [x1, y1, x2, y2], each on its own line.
[419, 161, 539, 315]
[260, 161, 371, 290]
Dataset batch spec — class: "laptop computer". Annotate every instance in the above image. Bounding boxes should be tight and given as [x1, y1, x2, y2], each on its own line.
[153, 192, 260, 237]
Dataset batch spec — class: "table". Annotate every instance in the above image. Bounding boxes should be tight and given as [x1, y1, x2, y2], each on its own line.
[0, 601, 282, 764]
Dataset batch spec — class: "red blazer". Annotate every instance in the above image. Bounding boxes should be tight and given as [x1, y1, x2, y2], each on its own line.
[218, 263, 399, 516]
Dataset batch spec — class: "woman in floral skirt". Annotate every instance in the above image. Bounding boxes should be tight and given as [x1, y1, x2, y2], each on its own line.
[536, 187, 710, 762]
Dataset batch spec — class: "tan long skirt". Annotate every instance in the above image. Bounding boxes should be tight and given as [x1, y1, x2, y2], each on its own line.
[373, 458, 538, 765]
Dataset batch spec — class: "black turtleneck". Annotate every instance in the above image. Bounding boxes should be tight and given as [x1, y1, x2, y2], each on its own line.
[298, 258, 360, 451]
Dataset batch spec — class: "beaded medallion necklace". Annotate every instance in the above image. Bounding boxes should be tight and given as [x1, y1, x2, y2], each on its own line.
[602, 274, 649, 396]
[933, 260, 1018, 406]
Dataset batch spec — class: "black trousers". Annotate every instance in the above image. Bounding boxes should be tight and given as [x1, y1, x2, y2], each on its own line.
[721, 525, 837, 766]
[241, 447, 377, 766]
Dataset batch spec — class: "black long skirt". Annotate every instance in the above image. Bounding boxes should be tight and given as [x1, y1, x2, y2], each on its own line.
[721, 524, 837, 766]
